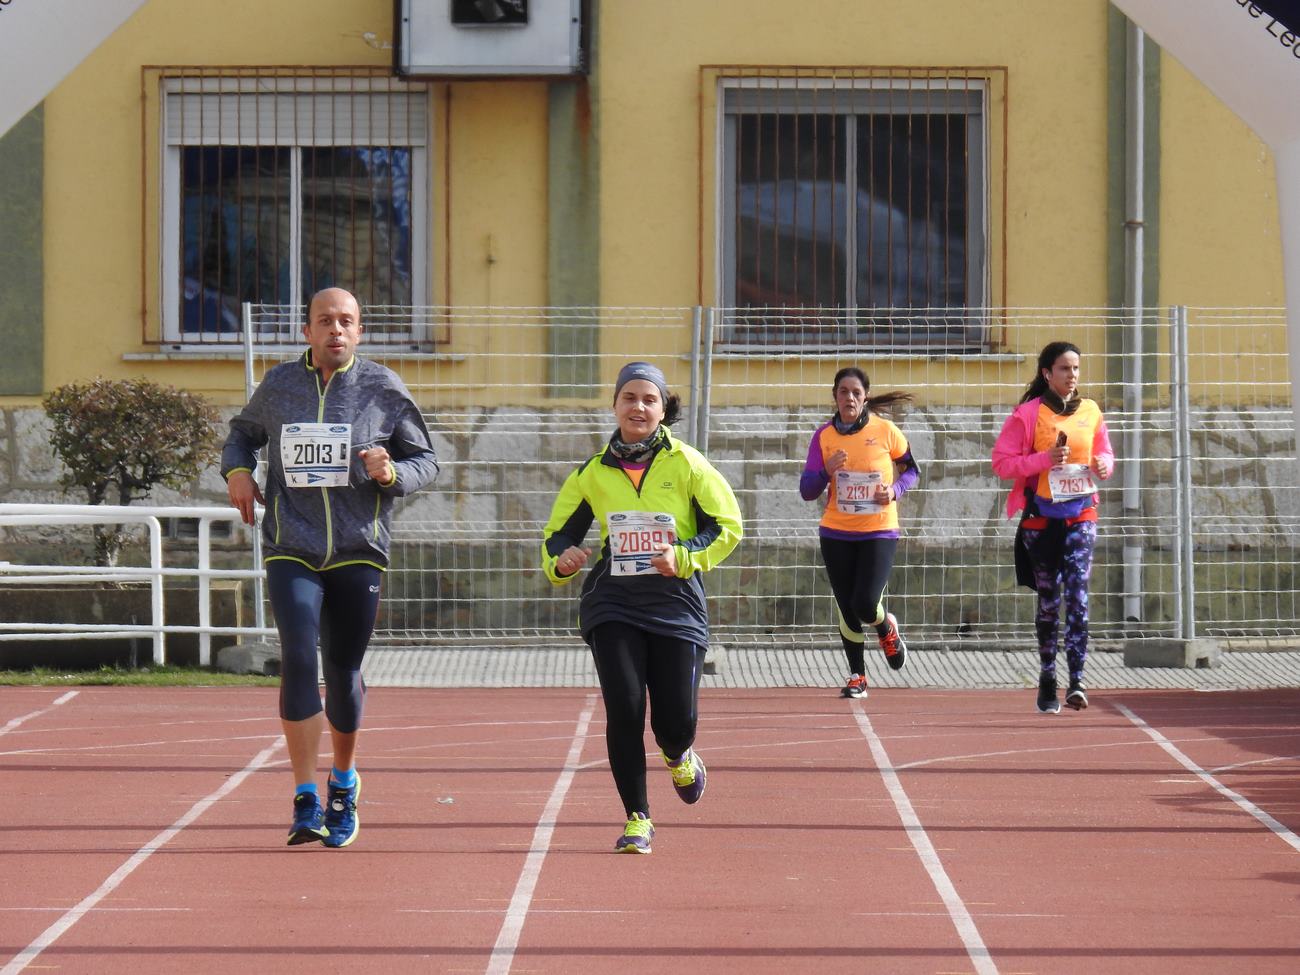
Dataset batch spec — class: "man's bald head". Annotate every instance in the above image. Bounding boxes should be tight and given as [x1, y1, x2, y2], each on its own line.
[308, 287, 361, 323]
[303, 288, 364, 380]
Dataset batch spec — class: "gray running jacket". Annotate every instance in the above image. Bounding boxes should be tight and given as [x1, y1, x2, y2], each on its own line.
[221, 352, 439, 570]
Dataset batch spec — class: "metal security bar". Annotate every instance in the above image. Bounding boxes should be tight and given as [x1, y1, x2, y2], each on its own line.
[142, 67, 430, 345]
[703, 65, 1009, 344]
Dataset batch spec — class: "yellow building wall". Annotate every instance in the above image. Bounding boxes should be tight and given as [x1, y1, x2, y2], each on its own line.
[29, 0, 1290, 412]
[1157, 51, 1287, 400]
[596, 0, 1116, 406]
[1158, 55, 1283, 307]
[39, 0, 551, 407]
[597, 0, 1115, 310]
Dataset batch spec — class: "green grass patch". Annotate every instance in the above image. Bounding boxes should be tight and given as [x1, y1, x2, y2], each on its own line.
[0, 666, 278, 687]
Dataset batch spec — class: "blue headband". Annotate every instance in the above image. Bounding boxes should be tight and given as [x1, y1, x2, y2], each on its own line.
[614, 361, 668, 401]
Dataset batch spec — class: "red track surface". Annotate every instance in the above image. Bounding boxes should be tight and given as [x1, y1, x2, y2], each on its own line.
[2, 686, 1298, 974]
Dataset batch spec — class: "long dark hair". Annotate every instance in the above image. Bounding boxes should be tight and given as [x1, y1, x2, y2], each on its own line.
[832, 366, 914, 418]
[1019, 341, 1081, 404]
[661, 394, 682, 426]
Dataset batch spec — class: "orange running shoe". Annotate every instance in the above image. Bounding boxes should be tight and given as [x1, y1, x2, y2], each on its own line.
[878, 612, 907, 670]
[840, 673, 869, 699]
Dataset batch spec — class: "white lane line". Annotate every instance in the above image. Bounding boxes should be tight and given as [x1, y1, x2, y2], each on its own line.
[895, 737, 1148, 770]
[405, 908, 631, 915]
[0, 736, 284, 975]
[0, 907, 190, 913]
[1113, 702, 1300, 854]
[0, 732, 285, 757]
[896, 731, 1300, 771]
[852, 705, 999, 975]
[1210, 753, 1300, 775]
[484, 694, 595, 975]
[0, 692, 78, 738]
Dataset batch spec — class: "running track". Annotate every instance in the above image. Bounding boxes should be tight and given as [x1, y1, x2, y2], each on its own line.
[2, 686, 1298, 974]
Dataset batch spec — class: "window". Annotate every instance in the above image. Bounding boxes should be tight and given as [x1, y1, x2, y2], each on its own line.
[719, 76, 990, 351]
[159, 74, 429, 343]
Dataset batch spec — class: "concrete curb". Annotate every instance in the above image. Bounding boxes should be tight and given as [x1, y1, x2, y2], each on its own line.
[361, 646, 1300, 690]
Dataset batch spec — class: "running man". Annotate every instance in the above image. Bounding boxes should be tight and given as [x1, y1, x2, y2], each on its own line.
[222, 287, 439, 847]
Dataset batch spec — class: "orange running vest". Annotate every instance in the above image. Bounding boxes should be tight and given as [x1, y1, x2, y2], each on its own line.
[1031, 399, 1103, 502]
[818, 414, 910, 534]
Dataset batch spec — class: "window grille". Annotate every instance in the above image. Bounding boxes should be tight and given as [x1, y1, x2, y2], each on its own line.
[149, 68, 431, 345]
[711, 68, 1003, 352]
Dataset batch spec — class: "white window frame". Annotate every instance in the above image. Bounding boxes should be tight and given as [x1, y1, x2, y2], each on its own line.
[716, 76, 989, 343]
[160, 76, 430, 344]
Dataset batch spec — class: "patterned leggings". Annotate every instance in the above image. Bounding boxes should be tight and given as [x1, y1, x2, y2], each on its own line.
[1021, 520, 1097, 683]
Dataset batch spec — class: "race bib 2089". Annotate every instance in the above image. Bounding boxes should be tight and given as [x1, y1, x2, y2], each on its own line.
[607, 510, 677, 576]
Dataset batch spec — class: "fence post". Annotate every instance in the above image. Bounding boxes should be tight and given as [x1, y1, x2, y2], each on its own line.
[1169, 305, 1184, 638]
[241, 301, 267, 635]
[697, 307, 716, 454]
[198, 517, 212, 666]
[689, 306, 703, 445]
[1121, 310, 1145, 626]
[1176, 305, 1196, 639]
[147, 516, 165, 665]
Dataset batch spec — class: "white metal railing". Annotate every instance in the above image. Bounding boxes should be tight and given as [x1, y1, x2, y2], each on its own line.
[0, 504, 275, 665]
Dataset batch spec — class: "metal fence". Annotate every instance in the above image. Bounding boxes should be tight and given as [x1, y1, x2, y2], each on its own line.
[0, 504, 273, 665]
[241, 303, 1300, 651]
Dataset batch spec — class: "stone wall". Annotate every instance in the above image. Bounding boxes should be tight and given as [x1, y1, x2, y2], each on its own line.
[2, 403, 1297, 648]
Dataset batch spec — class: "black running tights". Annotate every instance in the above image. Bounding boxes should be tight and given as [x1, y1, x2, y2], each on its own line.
[589, 621, 706, 818]
[819, 536, 898, 674]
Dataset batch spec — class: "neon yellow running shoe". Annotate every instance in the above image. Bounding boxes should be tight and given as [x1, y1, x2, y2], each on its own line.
[663, 748, 707, 804]
[614, 812, 654, 854]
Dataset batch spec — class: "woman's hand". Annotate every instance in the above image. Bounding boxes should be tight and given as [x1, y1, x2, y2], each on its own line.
[556, 545, 591, 576]
[650, 542, 678, 577]
[1092, 455, 1113, 479]
[826, 449, 849, 475]
[873, 482, 895, 506]
[1050, 431, 1069, 465]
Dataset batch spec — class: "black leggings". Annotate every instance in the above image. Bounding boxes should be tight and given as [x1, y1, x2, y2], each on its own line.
[589, 621, 706, 818]
[819, 536, 898, 674]
[267, 559, 381, 733]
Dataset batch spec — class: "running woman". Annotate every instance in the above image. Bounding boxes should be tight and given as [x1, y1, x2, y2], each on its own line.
[799, 366, 918, 699]
[222, 287, 439, 847]
[992, 341, 1113, 714]
[541, 361, 742, 854]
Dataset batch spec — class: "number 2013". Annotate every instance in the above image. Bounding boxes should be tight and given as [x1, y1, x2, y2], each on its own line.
[292, 442, 335, 465]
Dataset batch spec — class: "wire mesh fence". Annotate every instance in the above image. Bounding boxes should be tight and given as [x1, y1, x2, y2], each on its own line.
[242, 304, 1300, 651]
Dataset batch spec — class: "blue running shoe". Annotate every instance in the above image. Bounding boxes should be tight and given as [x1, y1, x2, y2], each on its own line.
[614, 812, 654, 854]
[322, 773, 361, 849]
[663, 748, 707, 804]
[287, 792, 328, 846]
